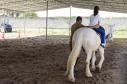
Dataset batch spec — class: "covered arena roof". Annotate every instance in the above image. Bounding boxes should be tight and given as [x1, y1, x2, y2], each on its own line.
[0, 0, 127, 13]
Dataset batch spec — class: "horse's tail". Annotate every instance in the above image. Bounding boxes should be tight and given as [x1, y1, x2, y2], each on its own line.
[65, 33, 83, 76]
[71, 33, 83, 56]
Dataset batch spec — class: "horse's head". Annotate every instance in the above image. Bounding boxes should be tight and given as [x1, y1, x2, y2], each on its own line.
[103, 24, 115, 43]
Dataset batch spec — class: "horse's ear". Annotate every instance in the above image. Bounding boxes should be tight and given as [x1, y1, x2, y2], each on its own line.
[106, 34, 110, 39]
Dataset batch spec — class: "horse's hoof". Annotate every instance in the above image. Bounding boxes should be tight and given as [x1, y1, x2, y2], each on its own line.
[86, 73, 93, 77]
[68, 75, 75, 82]
[64, 71, 68, 76]
[91, 66, 96, 71]
[96, 67, 101, 73]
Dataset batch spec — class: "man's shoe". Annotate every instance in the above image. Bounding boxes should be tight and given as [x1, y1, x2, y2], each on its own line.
[100, 43, 105, 48]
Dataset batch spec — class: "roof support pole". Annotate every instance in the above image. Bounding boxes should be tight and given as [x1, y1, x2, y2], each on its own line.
[69, 5, 72, 36]
[46, 0, 48, 40]
[3, 9, 6, 25]
[23, 15, 26, 36]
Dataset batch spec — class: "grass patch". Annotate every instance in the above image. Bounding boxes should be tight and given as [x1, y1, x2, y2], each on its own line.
[3, 28, 127, 39]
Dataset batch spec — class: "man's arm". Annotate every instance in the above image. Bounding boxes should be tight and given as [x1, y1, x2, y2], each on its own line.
[86, 22, 100, 28]
[94, 22, 100, 28]
[80, 24, 89, 28]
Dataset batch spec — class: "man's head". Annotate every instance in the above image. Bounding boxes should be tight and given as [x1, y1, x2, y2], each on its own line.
[94, 6, 100, 16]
[76, 16, 82, 24]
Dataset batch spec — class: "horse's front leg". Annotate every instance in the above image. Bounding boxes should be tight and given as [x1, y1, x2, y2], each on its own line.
[85, 50, 93, 77]
[97, 46, 105, 71]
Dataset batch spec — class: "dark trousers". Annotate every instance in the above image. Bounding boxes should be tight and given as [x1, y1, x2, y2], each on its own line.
[93, 26, 105, 44]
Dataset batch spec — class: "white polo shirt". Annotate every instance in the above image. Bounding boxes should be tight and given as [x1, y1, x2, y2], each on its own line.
[89, 14, 100, 26]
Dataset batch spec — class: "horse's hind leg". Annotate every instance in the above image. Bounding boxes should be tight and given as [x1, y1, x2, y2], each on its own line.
[65, 39, 75, 76]
[66, 50, 81, 82]
[85, 49, 93, 77]
[97, 46, 105, 71]
[91, 51, 96, 71]
[65, 43, 82, 82]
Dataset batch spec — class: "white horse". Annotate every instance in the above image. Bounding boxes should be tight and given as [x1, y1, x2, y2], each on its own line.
[65, 26, 113, 82]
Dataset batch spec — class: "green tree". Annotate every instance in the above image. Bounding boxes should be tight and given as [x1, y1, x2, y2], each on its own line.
[23, 12, 38, 18]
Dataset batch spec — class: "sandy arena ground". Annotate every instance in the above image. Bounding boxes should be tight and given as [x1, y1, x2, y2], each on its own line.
[0, 36, 126, 84]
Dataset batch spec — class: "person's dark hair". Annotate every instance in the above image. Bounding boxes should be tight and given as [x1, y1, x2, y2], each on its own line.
[76, 16, 82, 22]
[94, 6, 100, 16]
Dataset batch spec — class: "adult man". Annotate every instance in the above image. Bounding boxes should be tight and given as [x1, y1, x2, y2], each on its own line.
[70, 16, 85, 50]
[89, 6, 105, 48]
[70, 16, 96, 50]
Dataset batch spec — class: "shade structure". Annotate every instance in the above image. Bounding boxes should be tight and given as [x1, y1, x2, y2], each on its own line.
[0, 0, 127, 13]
